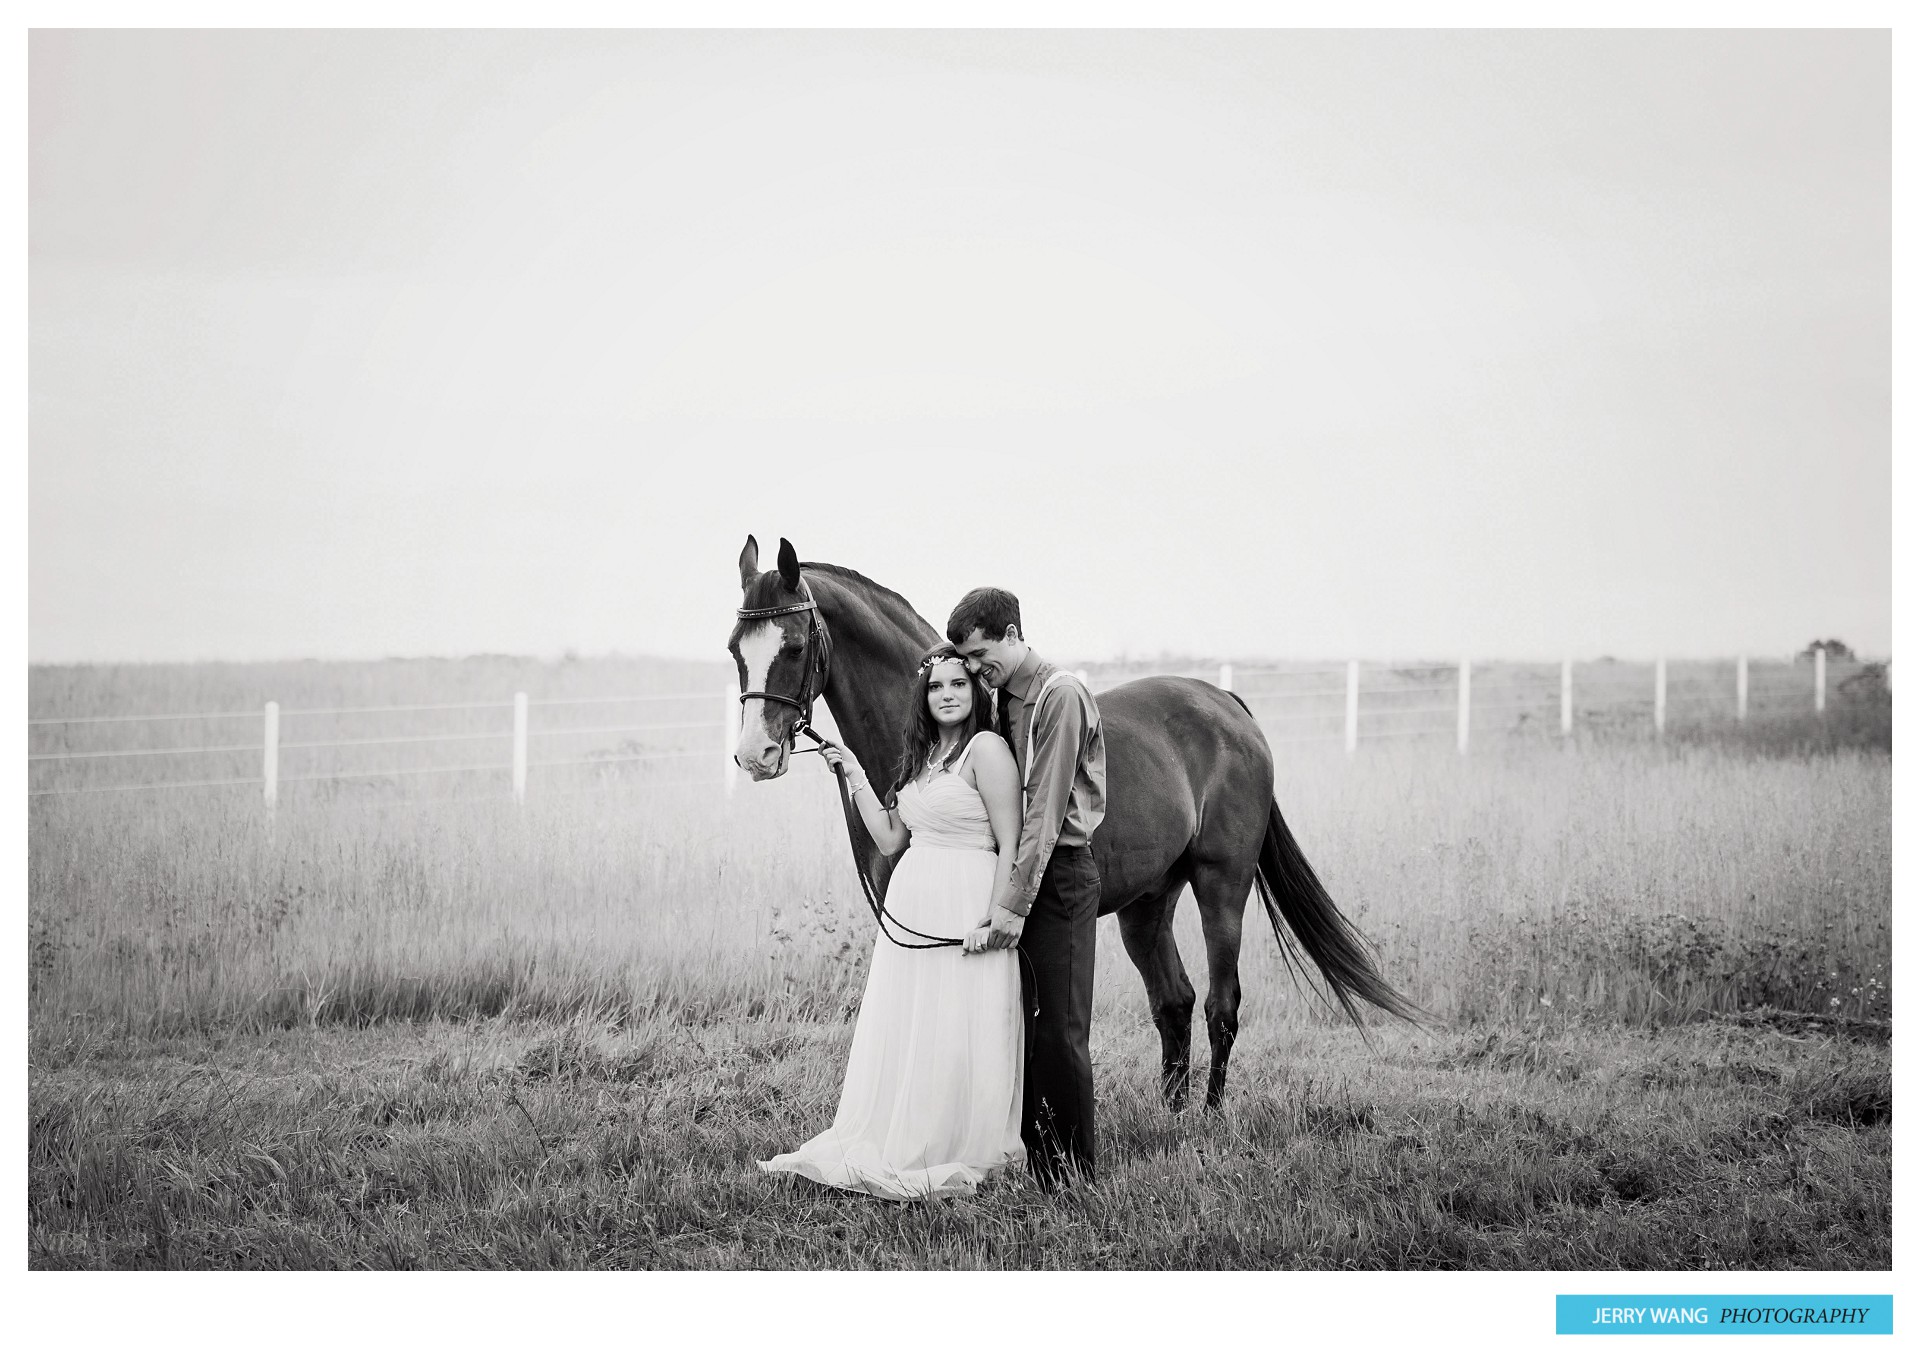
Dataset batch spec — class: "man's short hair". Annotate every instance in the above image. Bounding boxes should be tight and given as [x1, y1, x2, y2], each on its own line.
[947, 587, 1023, 645]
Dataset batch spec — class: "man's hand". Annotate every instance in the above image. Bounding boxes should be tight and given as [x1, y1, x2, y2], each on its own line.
[983, 904, 1027, 951]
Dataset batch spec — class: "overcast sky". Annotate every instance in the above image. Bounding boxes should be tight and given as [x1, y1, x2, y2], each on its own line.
[29, 29, 1890, 664]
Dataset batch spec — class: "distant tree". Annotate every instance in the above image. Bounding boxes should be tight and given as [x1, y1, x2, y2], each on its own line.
[1839, 663, 1888, 697]
[1798, 638, 1857, 664]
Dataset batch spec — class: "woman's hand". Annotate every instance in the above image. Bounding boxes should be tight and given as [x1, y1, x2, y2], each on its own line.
[962, 922, 993, 955]
[821, 743, 859, 783]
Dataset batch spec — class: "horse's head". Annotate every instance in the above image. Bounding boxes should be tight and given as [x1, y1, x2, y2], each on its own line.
[729, 534, 830, 781]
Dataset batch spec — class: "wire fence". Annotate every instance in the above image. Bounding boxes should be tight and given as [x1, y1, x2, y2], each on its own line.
[27, 682, 737, 805]
[28, 653, 1888, 808]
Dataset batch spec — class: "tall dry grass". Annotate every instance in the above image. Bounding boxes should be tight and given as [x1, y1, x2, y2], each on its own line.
[30, 675, 1890, 1036]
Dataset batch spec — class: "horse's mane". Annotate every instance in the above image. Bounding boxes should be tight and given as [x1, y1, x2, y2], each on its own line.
[799, 561, 917, 614]
[800, 561, 937, 635]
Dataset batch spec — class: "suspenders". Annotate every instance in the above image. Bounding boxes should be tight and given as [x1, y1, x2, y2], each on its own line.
[1018, 669, 1086, 820]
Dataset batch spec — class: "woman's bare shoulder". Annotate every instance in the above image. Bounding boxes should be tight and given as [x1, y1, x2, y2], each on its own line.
[966, 731, 1016, 771]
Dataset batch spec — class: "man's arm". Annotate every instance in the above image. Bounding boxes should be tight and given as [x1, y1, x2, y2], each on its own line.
[1002, 684, 1088, 916]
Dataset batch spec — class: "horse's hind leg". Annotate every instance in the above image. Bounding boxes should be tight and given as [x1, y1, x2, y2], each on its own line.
[1115, 883, 1196, 1112]
[1191, 858, 1257, 1110]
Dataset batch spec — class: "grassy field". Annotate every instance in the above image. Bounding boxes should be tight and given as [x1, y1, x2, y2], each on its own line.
[26, 657, 1893, 1269]
[28, 1013, 1890, 1269]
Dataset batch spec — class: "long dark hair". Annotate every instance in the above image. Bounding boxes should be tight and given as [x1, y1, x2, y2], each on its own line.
[888, 641, 997, 801]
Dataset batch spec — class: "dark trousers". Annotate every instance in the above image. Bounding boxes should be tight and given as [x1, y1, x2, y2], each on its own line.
[1019, 844, 1100, 1185]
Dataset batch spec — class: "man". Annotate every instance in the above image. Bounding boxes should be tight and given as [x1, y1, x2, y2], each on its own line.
[949, 587, 1106, 1187]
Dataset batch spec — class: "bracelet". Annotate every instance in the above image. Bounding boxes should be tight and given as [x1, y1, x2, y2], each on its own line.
[849, 778, 871, 796]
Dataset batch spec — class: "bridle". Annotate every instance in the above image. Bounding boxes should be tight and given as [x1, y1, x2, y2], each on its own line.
[735, 577, 833, 758]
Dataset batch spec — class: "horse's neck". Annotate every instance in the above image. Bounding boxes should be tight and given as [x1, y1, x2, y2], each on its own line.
[808, 569, 936, 784]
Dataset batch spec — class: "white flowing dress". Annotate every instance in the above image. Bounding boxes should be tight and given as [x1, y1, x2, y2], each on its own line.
[759, 733, 1026, 1200]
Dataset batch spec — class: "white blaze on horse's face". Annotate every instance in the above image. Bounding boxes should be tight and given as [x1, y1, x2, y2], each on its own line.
[733, 621, 790, 779]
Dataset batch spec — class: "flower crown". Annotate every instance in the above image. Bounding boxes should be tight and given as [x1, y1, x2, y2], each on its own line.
[917, 653, 969, 677]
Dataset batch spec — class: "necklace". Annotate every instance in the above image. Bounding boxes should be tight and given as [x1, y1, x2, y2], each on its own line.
[925, 736, 965, 778]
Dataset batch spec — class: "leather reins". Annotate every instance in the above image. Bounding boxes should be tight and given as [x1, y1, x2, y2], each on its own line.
[735, 582, 959, 951]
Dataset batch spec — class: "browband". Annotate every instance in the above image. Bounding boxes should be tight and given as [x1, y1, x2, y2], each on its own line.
[736, 598, 819, 620]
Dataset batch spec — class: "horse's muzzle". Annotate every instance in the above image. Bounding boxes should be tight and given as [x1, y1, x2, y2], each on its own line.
[736, 741, 791, 781]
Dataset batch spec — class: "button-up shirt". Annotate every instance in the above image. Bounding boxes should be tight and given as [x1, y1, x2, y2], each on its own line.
[996, 649, 1106, 914]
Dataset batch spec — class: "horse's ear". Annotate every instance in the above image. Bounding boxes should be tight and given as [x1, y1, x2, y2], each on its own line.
[776, 538, 801, 591]
[738, 535, 759, 590]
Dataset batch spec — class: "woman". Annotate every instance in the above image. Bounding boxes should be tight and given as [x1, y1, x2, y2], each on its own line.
[758, 642, 1027, 1199]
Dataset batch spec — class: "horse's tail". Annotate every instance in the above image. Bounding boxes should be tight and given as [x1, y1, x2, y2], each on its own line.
[1251, 799, 1425, 1028]
[1222, 692, 1425, 1029]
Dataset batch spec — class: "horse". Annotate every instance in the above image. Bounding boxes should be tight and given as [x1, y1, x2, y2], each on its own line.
[728, 535, 1418, 1110]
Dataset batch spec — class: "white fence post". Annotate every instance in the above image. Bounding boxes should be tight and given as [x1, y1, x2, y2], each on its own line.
[1561, 658, 1573, 738]
[512, 692, 528, 804]
[1456, 659, 1471, 754]
[1815, 648, 1827, 713]
[262, 701, 279, 809]
[722, 684, 739, 795]
[1218, 662, 1233, 692]
[1345, 660, 1359, 754]
[1654, 658, 1667, 736]
[1736, 655, 1748, 721]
